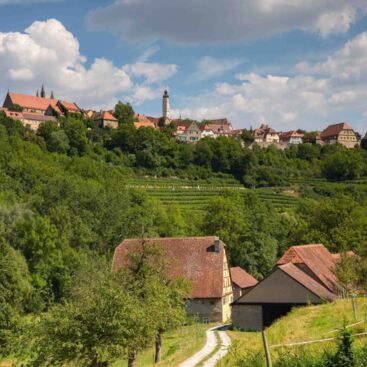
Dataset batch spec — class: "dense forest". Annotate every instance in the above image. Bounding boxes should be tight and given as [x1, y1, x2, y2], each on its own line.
[0, 109, 367, 365]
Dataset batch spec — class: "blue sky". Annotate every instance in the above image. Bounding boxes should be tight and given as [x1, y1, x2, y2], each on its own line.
[0, 0, 366, 132]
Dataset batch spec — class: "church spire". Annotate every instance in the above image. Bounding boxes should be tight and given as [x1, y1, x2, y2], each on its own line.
[40, 85, 45, 98]
[50, 91, 54, 99]
[36, 90, 39, 97]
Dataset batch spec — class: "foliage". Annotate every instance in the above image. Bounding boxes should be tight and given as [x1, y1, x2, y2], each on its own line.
[113, 101, 136, 125]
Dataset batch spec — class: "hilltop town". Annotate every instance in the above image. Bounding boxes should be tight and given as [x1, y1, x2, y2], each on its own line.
[1, 87, 365, 149]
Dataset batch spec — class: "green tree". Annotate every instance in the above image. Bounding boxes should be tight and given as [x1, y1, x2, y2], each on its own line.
[48, 130, 70, 153]
[62, 118, 88, 155]
[114, 101, 136, 125]
[0, 239, 32, 353]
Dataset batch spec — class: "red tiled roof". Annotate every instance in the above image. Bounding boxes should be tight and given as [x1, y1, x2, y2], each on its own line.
[277, 244, 338, 292]
[59, 100, 79, 112]
[230, 267, 258, 289]
[94, 111, 118, 121]
[279, 263, 337, 301]
[3, 109, 23, 119]
[280, 131, 304, 140]
[134, 114, 157, 129]
[21, 112, 57, 122]
[321, 123, 353, 140]
[112, 236, 228, 299]
[7, 92, 53, 111]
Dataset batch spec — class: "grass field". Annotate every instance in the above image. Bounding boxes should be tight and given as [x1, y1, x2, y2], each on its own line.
[219, 298, 367, 366]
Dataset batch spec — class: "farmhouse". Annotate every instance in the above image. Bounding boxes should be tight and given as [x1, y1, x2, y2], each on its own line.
[232, 244, 343, 331]
[112, 236, 233, 322]
[320, 122, 358, 148]
[230, 266, 258, 300]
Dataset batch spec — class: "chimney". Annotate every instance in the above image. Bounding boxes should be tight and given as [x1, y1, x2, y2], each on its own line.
[214, 238, 220, 253]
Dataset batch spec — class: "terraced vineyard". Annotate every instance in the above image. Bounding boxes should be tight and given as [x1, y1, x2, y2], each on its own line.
[125, 177, 300, 213]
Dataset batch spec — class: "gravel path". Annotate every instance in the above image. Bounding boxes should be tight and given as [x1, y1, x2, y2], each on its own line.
[179, 325, 231, 367]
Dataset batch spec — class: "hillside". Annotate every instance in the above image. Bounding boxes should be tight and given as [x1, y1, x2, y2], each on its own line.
[220, 298, 367, 366]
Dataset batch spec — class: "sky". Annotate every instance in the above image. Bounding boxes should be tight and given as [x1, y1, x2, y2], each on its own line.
[0, 0, 366, 132]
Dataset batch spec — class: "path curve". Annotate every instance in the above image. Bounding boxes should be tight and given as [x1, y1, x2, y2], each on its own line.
[179, 325, 231, 367]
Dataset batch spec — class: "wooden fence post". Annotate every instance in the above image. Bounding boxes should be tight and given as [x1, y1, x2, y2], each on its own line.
[262, 330, 273, 367]
[352, 296, 357, 321]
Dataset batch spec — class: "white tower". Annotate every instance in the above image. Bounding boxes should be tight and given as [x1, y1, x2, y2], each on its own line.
[162, 89, 170, 124]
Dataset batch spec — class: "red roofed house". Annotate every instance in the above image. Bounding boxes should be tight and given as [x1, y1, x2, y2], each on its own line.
[202, 118, 233, 137]
[93, 111, 118, 129]
[112, 236, 233, 322]
[2, 108, 57, 131]
[279, 131, 304, 145]
[134, 114, 157, 129]
[320, 122, 358, 148]
[230, 267, 258, 300]
[232, 244, 343, 331]
[3, 92, 53, 114]
[253, 123, 280, 143]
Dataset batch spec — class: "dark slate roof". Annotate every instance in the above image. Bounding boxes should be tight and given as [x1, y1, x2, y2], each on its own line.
[112, 236, 228, 299]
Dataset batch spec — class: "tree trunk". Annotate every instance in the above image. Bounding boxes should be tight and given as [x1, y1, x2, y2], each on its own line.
[155, 330, 163, 364]
[91, 357, 108, 367]
[128, 349, 137, 367]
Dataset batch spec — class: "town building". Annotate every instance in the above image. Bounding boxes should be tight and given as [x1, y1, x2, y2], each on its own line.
[174, 120, 202, 142]
[2, 108, 57, 131]
[230, 266, 258, 300]
[93, 111, 119, 129]
[320, 122, 358, 148]
[253, 124, 280, 144]
[279, 131, 304, 145]
[4, 91, 55, 114]
[202, 119, 233, 137]
[112, 236, 233, 322]
[134, 114, 157, 129]
[232, 244, 346, 331]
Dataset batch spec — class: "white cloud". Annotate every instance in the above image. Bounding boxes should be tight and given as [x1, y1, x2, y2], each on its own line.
[87, 0, 367, 44]
[123, 62, 177, 84]
[172, 32, 367, 132]
[193, 56, 242, 81]
[0, 19, 176, 108]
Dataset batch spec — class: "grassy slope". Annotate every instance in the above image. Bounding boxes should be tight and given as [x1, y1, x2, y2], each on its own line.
[0, 323, 211, 367]
[219, 298, 367, 366]
[112, 323, 213, 367]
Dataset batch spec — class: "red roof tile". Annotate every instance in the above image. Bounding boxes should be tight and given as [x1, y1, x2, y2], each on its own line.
[112, 236, 228, 299]
[7, 92, 53, 111]
[59, 100, 80, 112]
[277, 244, 338, 292]
[134, 114, 157, 129]
[279, 263, 337, 301]
[94, 111, 118, 121]
[321, 123, 354, 140]
[230, 267, 258, 289]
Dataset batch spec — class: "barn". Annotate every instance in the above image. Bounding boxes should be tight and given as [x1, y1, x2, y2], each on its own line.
[232, 244, 342, 331]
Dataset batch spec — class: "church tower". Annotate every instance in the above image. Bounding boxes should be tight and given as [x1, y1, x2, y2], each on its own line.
[162, 89, 170, 124]
[40, 85, 46, 98]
